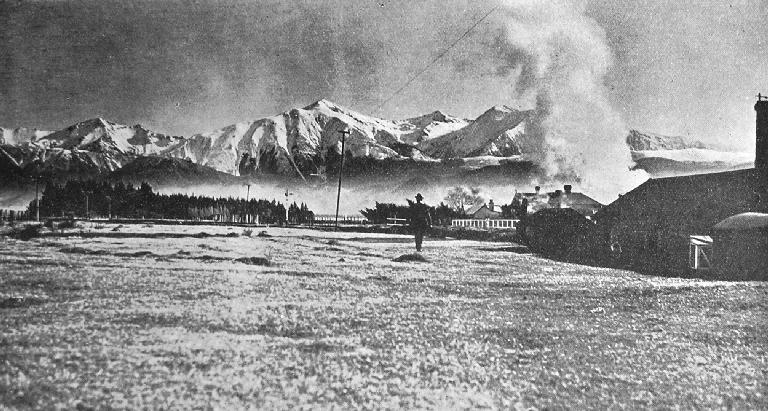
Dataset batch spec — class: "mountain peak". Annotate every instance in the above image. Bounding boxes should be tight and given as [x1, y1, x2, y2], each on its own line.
[72, 117, 115, 130]
[423, 110, 450, 122]
[304, 98, 341, 111]
[487, 105, 518, 115]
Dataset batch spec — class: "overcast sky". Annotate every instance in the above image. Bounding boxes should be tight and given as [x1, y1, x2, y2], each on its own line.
[1, 0, 766, 150]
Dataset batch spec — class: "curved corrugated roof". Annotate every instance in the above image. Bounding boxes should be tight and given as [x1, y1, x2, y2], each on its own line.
[713, 212, 768, 230]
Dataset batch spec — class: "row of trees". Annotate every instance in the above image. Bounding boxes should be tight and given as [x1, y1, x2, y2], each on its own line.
[26, 180, 315, 224]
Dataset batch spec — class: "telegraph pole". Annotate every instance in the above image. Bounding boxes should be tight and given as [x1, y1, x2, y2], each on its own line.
[334, 127, 350, 230]
[32, 158, 42, 222]
[245, 184, 251, 223]
[35, 176, 40, 222]
[284, 189, 294, 225]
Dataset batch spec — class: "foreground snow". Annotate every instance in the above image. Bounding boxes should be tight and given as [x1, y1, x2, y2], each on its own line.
[1, 224, 766, 409]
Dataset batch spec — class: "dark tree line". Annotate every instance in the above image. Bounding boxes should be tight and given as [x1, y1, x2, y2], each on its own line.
[27, 180, 314, 224]
[287, 202, 314, 224]
[360, 200, 462, 226]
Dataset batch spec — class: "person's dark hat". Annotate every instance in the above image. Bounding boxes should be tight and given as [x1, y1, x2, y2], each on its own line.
[415, 193, 423, 201]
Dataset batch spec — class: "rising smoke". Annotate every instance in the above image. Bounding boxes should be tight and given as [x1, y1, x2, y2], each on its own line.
[495, 0, 647, 201]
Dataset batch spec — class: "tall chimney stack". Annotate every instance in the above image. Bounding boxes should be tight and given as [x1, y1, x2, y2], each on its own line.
[757, 94, 768, 210]
[756, 93, 768, 171]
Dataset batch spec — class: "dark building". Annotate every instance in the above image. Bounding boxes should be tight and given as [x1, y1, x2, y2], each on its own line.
[513, 185, 603, 217]
[711, 213, 768, 281]
[593, 95, 768, 277]
[523, 208, 595, 259]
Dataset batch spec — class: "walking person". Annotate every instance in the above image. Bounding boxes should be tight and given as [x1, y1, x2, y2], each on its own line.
[409, 193, 432, 252]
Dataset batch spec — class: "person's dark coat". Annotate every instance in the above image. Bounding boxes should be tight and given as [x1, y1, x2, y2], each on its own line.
[409, 203, 432, 230]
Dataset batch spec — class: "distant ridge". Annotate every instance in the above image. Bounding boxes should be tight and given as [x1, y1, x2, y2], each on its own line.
[0, 100, 754, 186]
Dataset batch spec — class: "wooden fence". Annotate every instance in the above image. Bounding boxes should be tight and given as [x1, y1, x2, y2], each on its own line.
[451, 219, 519, 230]
[385, 218, 408, 227]
[311, 215, 369, 226]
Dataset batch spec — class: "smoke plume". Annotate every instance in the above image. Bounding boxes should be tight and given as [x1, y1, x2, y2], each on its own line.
[496, 0, 646, 201]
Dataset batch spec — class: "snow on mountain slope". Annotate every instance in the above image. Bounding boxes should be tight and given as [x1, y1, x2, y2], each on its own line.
[1, 127, 53, 145]
[0, 144, 130, 178]
[166, 99, 465, 176]
[0, 118, 178, 179]
[397, 111, 470, 144]
[36, 118, 186, 155]
[626, 129, 708, 151]
[109, 156, 242, 187]
[418, 106, 535, 158]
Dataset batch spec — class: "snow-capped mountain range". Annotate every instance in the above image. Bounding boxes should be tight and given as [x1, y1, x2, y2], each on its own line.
[0, 99, 751, 185]
[162, 99, 471, 177]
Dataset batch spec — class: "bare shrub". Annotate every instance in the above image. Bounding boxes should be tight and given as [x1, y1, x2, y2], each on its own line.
[114, 251, 156, 258]
[392, 253, 429, 263]
[0, 296, 47, 309]
[59, 247, 109, 256]
[242, 229, 253, 237]
[235, 256, 270, 266]
[6, 224, 43, 241]
[58, 219, 77, 230]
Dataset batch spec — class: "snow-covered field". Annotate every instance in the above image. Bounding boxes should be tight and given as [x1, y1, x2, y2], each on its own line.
[1, 223, 766, 409]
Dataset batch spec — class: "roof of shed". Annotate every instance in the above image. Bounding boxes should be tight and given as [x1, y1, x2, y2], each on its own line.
[595, 168, 764, 221]
[713, 212, 768, 230]
[561, 192, 603, 207]
[465, 203, 485, 215]
[466, 203, 500, 215]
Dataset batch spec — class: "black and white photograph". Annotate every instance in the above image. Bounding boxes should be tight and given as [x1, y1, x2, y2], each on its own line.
[1, 0, 766, 408]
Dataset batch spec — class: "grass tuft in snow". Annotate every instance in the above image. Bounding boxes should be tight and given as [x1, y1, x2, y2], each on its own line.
[393, 253, 429, 263]
[234, 256, 270, 266]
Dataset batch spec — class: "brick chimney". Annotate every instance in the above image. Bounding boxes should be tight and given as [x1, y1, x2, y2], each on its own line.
[756, 93, 768, 172]
[488, 199, 494, 211]
[535, 186, 541, 195]
[564, 184, 572, 194]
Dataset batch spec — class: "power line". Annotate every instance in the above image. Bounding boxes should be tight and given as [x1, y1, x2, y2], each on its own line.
[376, 6, 498, 112]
